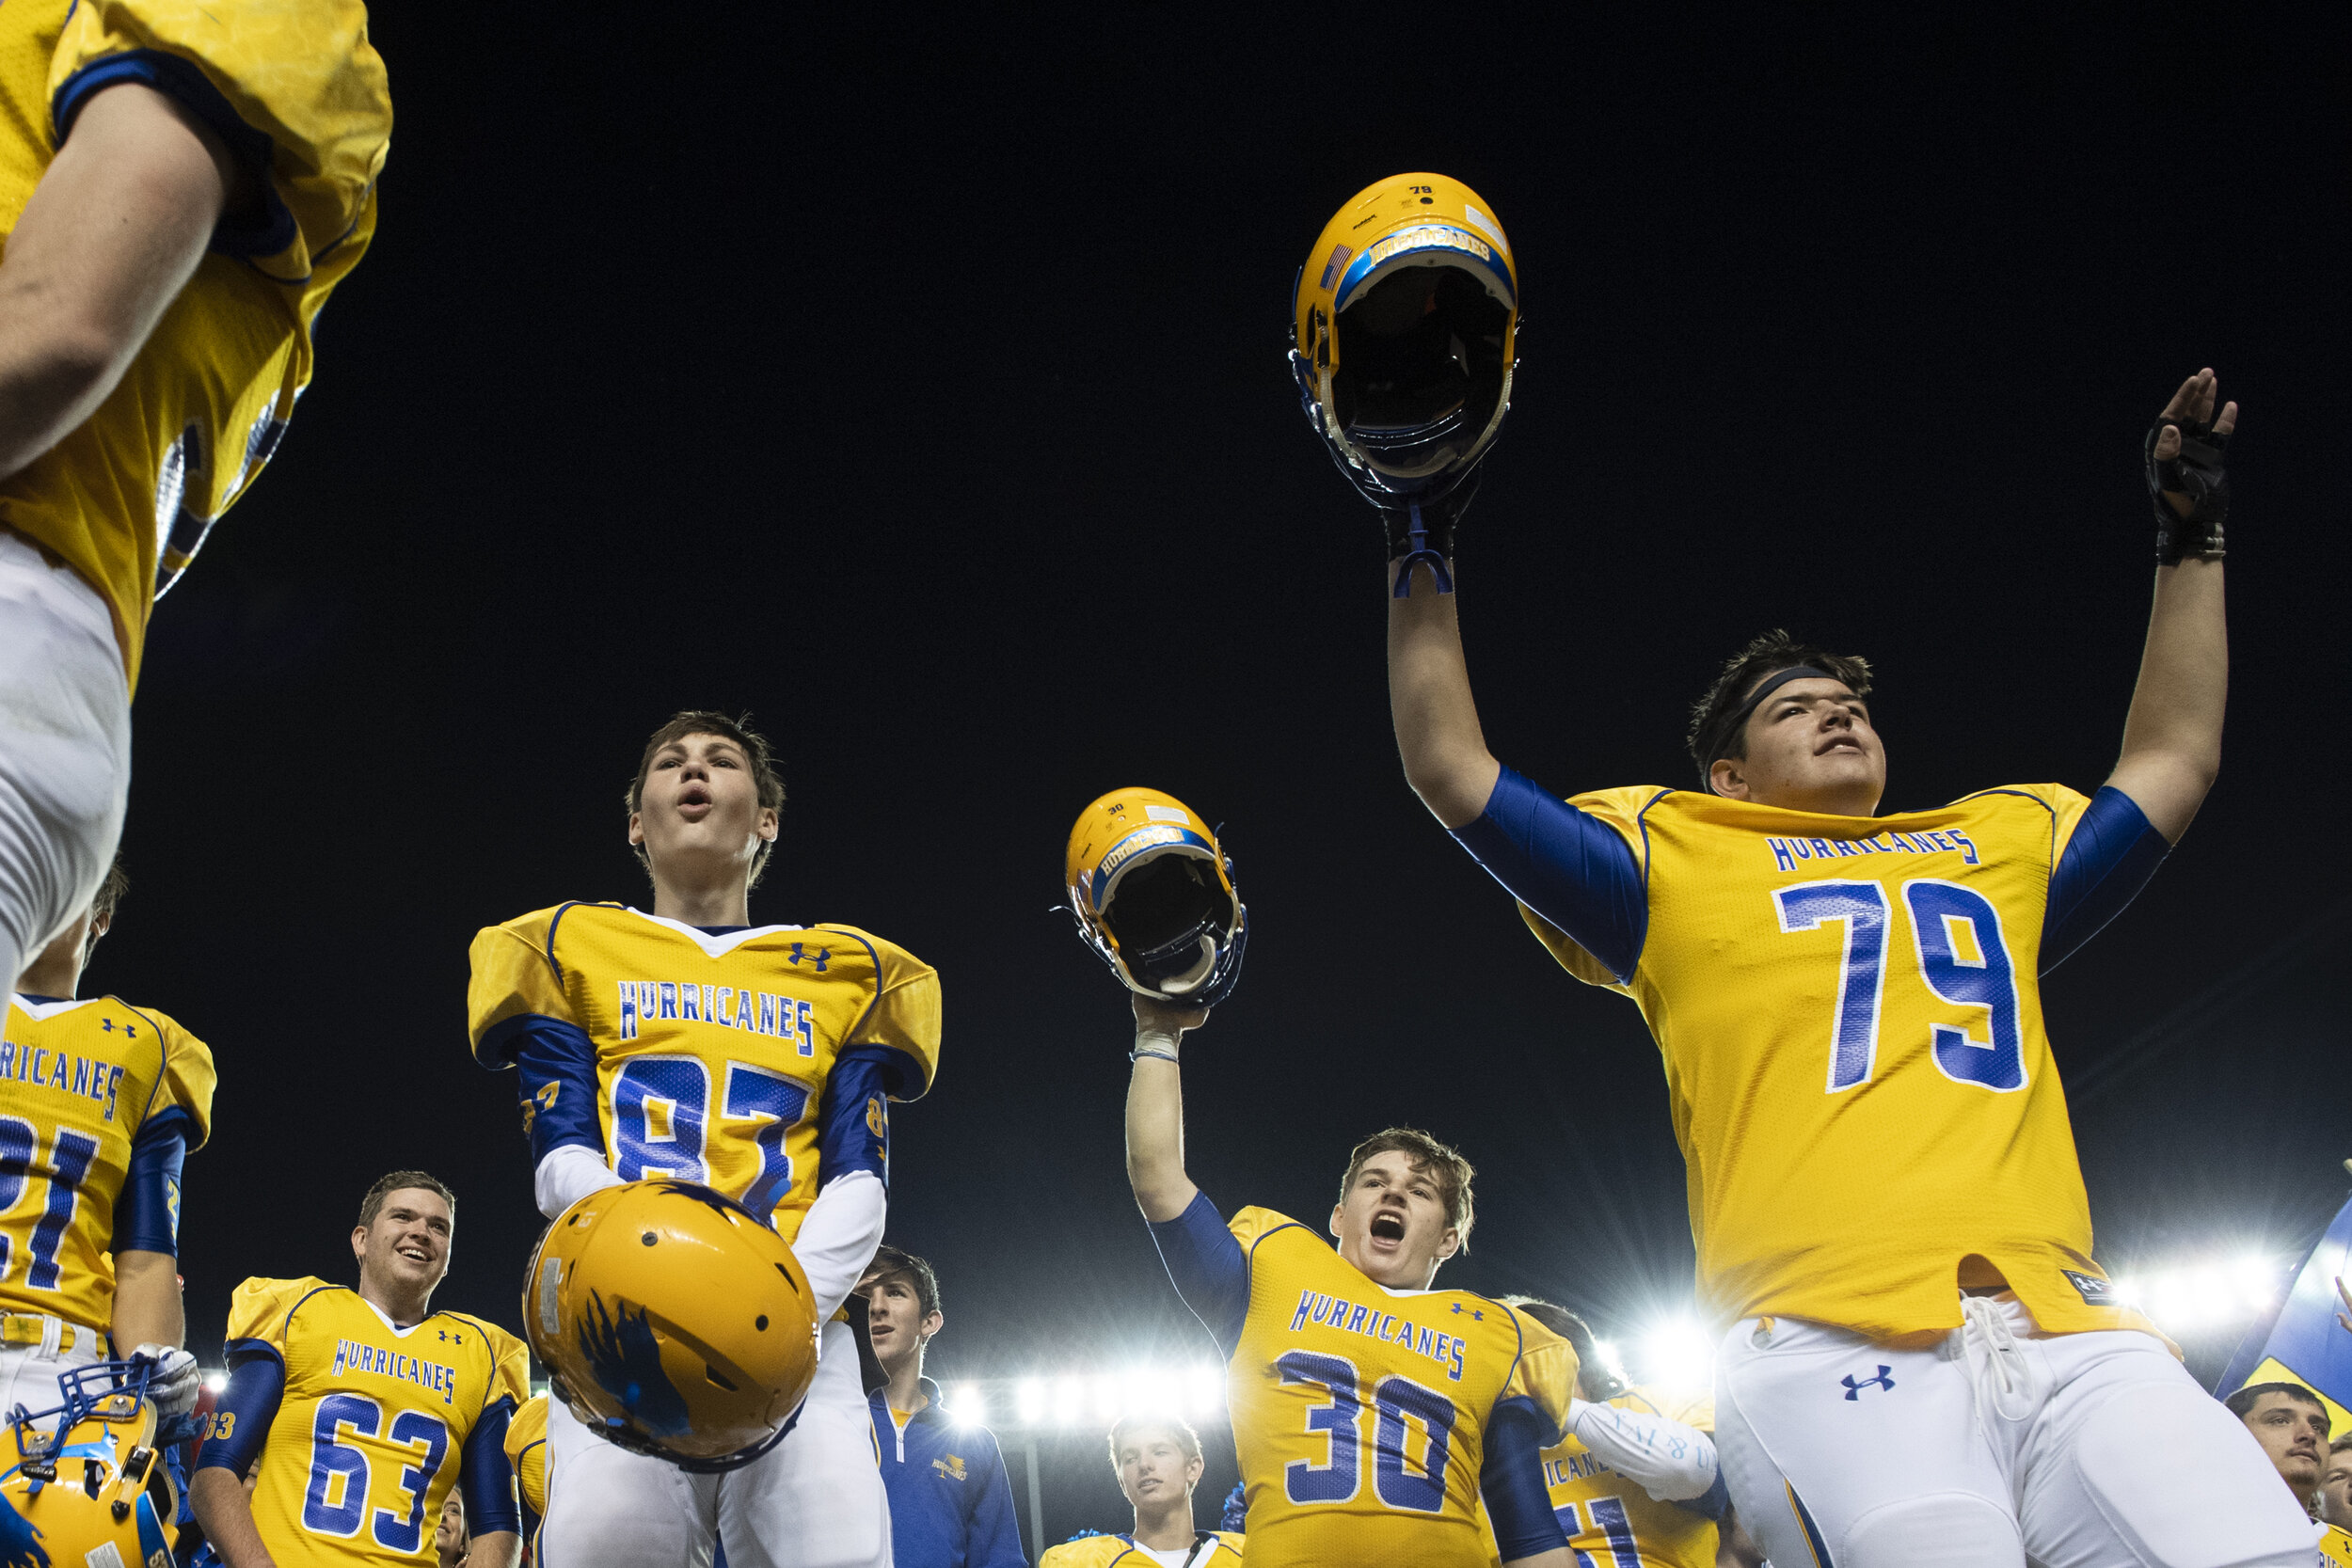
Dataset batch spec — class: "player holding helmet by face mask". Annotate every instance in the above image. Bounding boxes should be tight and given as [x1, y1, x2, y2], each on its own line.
[1074, 784, 1581, 1568]
[467, 710, 943, 1568]
[1327, 166, 2308, 1568]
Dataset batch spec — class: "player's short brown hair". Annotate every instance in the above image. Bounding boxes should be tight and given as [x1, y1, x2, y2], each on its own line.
[864, 1244, 941, 1320]
[1501, 1296, 1629, 1402]
[81, 857, 128, 965]
[624, 710, 787, 889]
[2226, 1380, 2326, 1419]
[358, 1170, 456, 1230]
[1686, 629, 1875, 781]
[1108, 1413, 1201, 1473]
[1339, 1127, 1475, 1250]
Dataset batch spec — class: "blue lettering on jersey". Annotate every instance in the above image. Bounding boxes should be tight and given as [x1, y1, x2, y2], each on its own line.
[331, 1338, 458, 1405]
[0, 1041, 127, 1121]
[1285, 1288, 1469, 1382]
[1769, 829, 1981, 872]
[612, 983, 817, 1054]
[1544, 1450, 1613, 1485]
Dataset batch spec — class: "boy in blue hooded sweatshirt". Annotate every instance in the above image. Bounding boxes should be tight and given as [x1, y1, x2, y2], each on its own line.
[863, 1246, 1027, 1568]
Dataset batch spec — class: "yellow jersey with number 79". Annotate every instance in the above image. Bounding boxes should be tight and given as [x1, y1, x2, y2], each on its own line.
[1513, 784, 2168, 1341]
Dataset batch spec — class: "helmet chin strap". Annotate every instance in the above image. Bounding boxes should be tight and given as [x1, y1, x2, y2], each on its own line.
[1152, 936, 1219, 995]
[1391, 498, 1454, 598]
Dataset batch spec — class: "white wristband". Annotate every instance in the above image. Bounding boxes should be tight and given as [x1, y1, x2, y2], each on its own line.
[1131, 1028, 1183, 1064]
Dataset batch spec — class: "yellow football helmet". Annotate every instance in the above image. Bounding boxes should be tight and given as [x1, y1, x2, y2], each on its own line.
[1065, 787, 1247, 1007]
[1290, 173, 1518, 578]
[0, 1360, 184, 1566]
[525, 1180, 819, 1471]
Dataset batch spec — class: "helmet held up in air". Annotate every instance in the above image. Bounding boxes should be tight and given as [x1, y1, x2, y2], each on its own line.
[1065, 787, 1247, 1009]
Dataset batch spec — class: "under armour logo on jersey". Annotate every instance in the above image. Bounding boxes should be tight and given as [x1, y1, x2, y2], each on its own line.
[788, 943, 830, 973]
[1841, 1366, 1896, 1400]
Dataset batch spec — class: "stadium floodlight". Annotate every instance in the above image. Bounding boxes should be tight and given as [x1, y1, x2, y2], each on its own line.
[2108, 1253, 2288, 1337]
[1016, 1378, 1048, 1426]
[201, 1370, 227, 1395]
[1089, 1374, 1124, 1423]
[952, 1384, 988, 1427]
[1637, 1319, 1715, 1393]
[1052, 1376, 1087, 1427]
[1589, 1338, 1629, 1387]
[1184, 1363, 1223, 1418]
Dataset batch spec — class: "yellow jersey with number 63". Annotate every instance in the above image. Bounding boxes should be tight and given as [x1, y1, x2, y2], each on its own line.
[1516, 784, 2165, 1340]
[1540, 1386, 1717, 1568]
[1224, 1208, 1574, 1568]
[0, 0, 389, 689]
[213, 1277, 528, 1565]
[0, 993, 214, 1334]
[467, 904, 940, 1241]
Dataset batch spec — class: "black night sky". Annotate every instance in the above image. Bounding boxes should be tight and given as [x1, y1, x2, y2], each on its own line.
[83, 9, 2348, 1552]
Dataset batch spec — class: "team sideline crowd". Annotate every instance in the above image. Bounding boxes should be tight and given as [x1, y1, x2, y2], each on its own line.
[0, 4, 2335, 1568]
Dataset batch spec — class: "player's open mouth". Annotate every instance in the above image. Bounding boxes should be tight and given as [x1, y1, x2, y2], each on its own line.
[1369, 1212, 1406, 1243]
[396, 1244, 432, 1263]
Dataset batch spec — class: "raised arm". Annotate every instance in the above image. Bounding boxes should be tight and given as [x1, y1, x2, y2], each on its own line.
[1388, 561, 1503, 829]
[0, 82, 244, 481]
[1124, 993, 1205, 1223]
[2106, 369, 2234, 843]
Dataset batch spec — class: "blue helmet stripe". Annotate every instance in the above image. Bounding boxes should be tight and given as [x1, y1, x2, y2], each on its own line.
[1089, 826, 1216, 910]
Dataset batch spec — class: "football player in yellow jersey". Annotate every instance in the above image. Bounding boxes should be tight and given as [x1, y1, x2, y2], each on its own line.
[1038, 1415, 1245, 1568]
[502, 1391, 547, 1555]
[189, 1170, 527, 1568]
[6, 857, 210, 1424]
[467, 710, 942, 1568]
[2319, 1437, 2352, 1562]
[1502, 1301, 1725, 1568]
[0, 0, 388, 994]
[1126, 993, 1577, 1568]
[1371, 364, 2317, 1566]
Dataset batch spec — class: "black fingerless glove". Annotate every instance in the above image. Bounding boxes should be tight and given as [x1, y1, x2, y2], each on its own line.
[2144, 412, 2229, 565]
[1381, 468, 1482, 597]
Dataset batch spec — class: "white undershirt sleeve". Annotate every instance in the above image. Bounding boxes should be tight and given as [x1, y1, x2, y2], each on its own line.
[1565, 1398, 1719, 1501]
[791, 1169, 886, 1326]
[532, 1144, 624, 1220]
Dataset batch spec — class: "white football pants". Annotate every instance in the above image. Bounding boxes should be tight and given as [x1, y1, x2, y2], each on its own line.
[1714, 1296, 2316, 1568]
[541, 1317, 889, 1568]
[0, 1329, 103, 1432]
[0, 531, 128, 992]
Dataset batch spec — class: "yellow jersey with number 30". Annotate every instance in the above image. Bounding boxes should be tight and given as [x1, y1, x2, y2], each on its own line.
[0, 993, 214, 1333]
[0, 0, 389, 689]
[1540, 1386, 1718, 1568]
[216, 1276, 528, 1566]
[1521, 784, 2163, 1340]
[1224, 1208, 1575, 1568]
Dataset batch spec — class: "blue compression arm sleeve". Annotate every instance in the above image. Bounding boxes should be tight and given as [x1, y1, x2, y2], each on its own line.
[1149, 1192, 1248, 1355]
[195, 1346, 284, 1475]
[1482, 1395, 1570, 1560]
[815, 1050, 893, 1189]
[1449, 767, 1647, 982]
[1680, 1469, 1732, 1522]
[114, 1109, 192, 1255]
[507, 1018, 604, 1163]
[2042, 785, 2170, 973]
[460, 1397, 521, 1538]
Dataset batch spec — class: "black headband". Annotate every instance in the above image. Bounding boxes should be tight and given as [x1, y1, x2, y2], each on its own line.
[1695, 665, 1836, 783]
